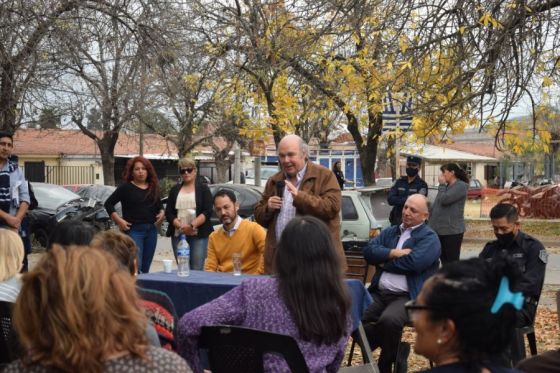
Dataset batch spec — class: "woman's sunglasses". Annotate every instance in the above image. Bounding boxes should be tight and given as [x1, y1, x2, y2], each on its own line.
[180, 167, 195, 175]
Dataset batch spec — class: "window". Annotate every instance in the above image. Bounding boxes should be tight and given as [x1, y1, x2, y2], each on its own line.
[341, 196, 359, 220]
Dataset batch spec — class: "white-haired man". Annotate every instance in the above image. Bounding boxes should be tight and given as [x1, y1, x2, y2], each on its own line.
[254, 134, 342, 273]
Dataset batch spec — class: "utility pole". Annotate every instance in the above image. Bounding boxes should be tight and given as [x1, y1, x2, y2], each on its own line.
[233, 141, 241, 184]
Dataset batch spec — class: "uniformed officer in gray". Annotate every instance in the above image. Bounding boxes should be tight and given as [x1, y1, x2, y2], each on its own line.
[387, 155, 428, 226]
[479, 203, 547, 327]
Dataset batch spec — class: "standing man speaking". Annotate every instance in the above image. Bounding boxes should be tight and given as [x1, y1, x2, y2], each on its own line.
[254, 134, 342, 273]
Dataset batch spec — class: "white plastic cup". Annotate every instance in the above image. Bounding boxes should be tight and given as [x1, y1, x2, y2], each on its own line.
[162, 259, 173, 273]
[232, 253, 242, 276]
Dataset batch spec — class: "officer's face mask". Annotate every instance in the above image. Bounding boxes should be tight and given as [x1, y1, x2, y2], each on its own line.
[406, 166, 419, 177]
[492, 217, 518, 247]
[495, 231, 515, 246]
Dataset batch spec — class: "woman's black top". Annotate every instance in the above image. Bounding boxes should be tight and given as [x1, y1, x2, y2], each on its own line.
[105, 182, 163, 224]
[165, 178, 213, 238]
[334, 169, 345, 189]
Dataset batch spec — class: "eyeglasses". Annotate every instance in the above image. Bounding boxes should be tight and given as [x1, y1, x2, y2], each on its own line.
[406, 163, 419, 168]
[404, 300, 437, 321]
[180, 167, 195, 175]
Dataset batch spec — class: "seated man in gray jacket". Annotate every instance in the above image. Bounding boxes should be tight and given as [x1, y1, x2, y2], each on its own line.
[362, 194, 441, 373]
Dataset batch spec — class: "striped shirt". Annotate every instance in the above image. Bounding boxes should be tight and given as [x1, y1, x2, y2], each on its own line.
[275, 164, 307, 240]
[0, 276, 22, 303]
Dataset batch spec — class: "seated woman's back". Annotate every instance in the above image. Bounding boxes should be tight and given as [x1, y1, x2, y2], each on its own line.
[4, 246, 190, 373]
[178, 216, 351, 373]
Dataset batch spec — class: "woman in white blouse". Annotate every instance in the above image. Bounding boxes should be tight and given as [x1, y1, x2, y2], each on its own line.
[165, 157, 214, 270]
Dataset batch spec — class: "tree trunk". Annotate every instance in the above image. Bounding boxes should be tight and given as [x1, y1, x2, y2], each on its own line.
[345, 110, 382, 186]
[0, 63, 17, 133]
[101, 150, 116, 186]
[97, 134, 118, 186]
[358, 136, 380, 186]
[215, 158, 230, 183]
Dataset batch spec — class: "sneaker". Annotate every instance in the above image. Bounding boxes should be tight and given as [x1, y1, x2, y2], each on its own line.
[394, 341, 410, 373]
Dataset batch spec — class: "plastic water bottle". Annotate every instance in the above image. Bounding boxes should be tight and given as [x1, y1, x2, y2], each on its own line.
[177, 234, 190, 277]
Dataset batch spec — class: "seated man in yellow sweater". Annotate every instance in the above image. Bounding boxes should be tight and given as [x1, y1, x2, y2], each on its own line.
[204, 189, 266, 274]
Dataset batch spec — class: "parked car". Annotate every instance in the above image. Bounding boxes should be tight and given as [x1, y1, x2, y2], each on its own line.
[243, 166, 279, 186]
[340, 186, 391, 251]
[161, 183, 391, 248]
[160, 183, 263, 235]
[375, 177, 394, 188]
[64, 184, 121, 216]
[29, 183, 112, 248]
[468, 178, 483, 199]
[207, 184, 263, 226]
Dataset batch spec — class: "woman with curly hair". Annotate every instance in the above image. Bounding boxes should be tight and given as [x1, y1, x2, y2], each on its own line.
[3, 246, 190, 372]
[408, 257, 522, 372]
[105, 156, 164, 273]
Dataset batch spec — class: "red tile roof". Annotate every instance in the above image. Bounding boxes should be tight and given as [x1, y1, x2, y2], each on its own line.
[441, 142, 503, 158]
[13, 129, 178, 157]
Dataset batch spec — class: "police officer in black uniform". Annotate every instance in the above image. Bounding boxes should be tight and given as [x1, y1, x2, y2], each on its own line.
[387, 155, 428, 226]
[479, 203, 547, 327]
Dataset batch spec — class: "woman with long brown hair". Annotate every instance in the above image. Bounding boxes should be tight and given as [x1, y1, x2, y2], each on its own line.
[3, 246, 190, 372]
[178, 216, 351, 372]
[105, 156, 164, 273]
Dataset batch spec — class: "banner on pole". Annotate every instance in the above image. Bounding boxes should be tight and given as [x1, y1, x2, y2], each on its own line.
[382, 91, 413, 133]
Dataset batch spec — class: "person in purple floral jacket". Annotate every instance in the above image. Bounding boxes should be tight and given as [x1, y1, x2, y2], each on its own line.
[177, 215, 351, 372]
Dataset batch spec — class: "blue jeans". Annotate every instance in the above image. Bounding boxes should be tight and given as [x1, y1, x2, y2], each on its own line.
[127, 223, 158, 274]
[171, 235, 208, 270]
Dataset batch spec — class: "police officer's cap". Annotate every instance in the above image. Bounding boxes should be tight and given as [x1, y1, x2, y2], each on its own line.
[406, 155, 422, 165]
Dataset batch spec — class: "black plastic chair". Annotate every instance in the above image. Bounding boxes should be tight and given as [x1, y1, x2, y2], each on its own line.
[199, 325, 309, 373]
[510, 280, 545, 365]
[344, 323, 377, 370]
[512, 325, 538, 364]
[0, 301, 21, 366]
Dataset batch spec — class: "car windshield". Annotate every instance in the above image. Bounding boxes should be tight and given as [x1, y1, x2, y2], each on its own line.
[78, 185, 115, 202]
[33, 184, 81, 210]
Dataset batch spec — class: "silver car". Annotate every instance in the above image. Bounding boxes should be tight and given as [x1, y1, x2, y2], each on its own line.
[340, 187, 391, 244]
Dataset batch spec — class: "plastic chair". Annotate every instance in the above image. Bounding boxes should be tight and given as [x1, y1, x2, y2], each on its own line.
[0, 301, 21, 365]
[511, 275, 547, 365]
[512, 325, 538, 364]
[199, 325, 309, 373]
[344, 250, 373, 366]
[345, 323, 377, 369]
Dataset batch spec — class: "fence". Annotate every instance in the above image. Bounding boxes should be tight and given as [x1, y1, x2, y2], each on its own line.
[480, 185, 560, 219]
[22, 165, 96, 185]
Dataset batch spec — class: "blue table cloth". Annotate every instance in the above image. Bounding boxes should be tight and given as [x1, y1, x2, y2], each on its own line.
[138, 270, 372, 332]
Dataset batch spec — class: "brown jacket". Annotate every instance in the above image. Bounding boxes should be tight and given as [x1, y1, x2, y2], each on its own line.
[254, 161, 343, 273]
